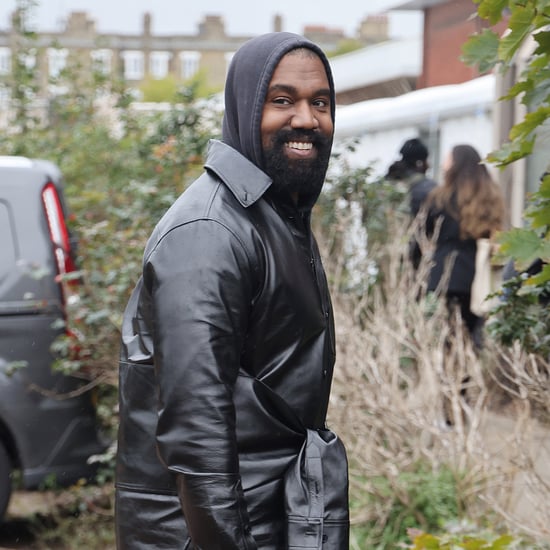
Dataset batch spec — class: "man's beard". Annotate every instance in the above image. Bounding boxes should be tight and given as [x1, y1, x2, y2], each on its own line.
[262, 129, 332, 200]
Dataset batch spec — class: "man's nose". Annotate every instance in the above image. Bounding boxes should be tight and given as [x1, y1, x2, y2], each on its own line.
[290, 101, 319, 129]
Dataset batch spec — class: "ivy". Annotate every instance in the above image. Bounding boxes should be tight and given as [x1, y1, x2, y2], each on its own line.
[462, 0, 550, 344]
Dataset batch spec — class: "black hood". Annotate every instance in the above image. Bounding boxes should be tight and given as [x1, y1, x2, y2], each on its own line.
[222, 32, 335, 172]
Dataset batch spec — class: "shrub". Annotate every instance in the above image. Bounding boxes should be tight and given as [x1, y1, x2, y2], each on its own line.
[351, 463, 461, 549]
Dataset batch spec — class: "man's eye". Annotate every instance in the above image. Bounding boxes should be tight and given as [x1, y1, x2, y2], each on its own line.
[273, 97, 291, 105]
[313, 99, 329, 108]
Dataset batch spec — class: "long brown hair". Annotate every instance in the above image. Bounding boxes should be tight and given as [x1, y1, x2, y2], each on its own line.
[429, 144, 505, 239]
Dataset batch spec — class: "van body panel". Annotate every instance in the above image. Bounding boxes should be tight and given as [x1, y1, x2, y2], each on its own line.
[0, 158, 106, 510]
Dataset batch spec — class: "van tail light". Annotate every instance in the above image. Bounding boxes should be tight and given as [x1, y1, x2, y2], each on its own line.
[41, 181, 79, 306]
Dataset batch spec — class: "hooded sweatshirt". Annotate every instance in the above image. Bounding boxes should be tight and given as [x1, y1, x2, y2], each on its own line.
[222, 32, 335, 172]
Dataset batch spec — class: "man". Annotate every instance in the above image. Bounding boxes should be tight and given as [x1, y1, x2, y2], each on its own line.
[386, 137, 437, 217]
[397, 137, 437, 218]
[115, 32, 349, 549]
[386, 137, 437, 269]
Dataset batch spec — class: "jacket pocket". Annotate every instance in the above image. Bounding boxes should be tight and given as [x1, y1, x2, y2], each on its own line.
[284, 429, 349, 549]
[116, 360, 176, 493]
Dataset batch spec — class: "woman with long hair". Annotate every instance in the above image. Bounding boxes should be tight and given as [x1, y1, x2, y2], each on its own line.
[426, 144, 505, 347]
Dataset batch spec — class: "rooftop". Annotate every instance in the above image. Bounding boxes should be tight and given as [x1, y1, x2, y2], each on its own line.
[331, 37, 422, 94]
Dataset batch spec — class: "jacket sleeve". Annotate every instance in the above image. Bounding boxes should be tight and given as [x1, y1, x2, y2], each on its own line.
[144, 219, 258, 549]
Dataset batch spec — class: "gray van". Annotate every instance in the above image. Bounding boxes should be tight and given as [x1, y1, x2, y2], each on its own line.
[0, 156, 107, 521]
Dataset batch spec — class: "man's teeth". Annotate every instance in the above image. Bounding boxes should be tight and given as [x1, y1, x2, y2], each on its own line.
[287, 141, 313, 150]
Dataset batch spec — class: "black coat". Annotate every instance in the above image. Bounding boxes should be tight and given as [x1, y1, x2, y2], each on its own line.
[406, 172, 437, 269]
[408, 173, 437, 218]
[426, 202, 476, 295]
[115, 140, 349, 549]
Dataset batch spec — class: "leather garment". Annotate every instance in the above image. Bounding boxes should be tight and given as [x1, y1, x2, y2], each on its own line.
[115, 140, 345, 549]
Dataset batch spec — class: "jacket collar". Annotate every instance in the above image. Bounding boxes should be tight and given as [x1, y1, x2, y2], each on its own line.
[204, 140, 272, 208]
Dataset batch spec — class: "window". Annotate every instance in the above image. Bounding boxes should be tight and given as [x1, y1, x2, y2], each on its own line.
[122, 50, 144, 80]
[0, 48, 10, 75]
[48, 48, 68, 78]
[180, 51, 200, 80]
[91, 49, 112, 75]
[150, 51, 170, 79]
[20, 49, 36, 70]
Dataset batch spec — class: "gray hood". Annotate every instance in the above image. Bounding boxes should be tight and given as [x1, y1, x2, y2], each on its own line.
[222, 32, 335, 171]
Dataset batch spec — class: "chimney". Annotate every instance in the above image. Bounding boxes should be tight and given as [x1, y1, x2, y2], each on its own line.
[143, 12, 151, 36]
[273, 14, 283, 33]
[357, 14, 389, 44]
[198, 15, 226, 39]
[65, 11, 96, 36]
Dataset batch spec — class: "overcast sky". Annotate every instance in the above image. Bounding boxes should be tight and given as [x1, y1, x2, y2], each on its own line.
[1, 0, 421, 39]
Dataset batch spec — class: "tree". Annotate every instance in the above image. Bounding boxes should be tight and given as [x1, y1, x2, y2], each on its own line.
[462, 1, 550, 344]
[0, 1, 220, 444]
[2, 0, 40, 133]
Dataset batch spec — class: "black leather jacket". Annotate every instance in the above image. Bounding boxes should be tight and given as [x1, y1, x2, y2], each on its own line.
[115, 140, 347, 549]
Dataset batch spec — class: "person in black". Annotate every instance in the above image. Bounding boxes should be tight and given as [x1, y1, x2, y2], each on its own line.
[425, 144, 505, 348]
[114, 33, 349, 549]
[386, 137, 437, 269]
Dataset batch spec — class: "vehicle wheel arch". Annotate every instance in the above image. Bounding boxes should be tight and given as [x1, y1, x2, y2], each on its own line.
[0, 418, 20, 468]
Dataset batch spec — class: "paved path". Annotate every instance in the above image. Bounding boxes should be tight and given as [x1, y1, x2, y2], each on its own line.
[479, 410, 550, 539]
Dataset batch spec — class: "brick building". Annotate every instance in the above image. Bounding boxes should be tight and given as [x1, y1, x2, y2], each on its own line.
[0, 11, 255, 97]
[0, 10, 389, 100]
[394, 0, 509, 88]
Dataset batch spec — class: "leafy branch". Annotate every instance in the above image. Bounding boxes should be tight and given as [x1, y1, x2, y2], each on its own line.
[462, 1, 550, 307]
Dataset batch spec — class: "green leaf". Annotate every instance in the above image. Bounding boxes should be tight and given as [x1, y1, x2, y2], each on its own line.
[539, 173, 550, 197]
[498, 228, 546, 269]
[414, 533, 441, 549]
[490, 534, 514, 548]
[487, 137, 535, 166]
[500, 79, 532, 101]
[477, 0, 509, 25]
[528, 203, 550, 229]
[527, 263, 550, 286]
[509, 107, 550, 141]
[539, 240, 550, 263]
[5, 360, 29, 376]
[522, 73, 550, 108]
[534, 29, 550, 55]
[533, 2, 550, 29]
[498, 5, 536, 62]
[462, 29, 500, 72]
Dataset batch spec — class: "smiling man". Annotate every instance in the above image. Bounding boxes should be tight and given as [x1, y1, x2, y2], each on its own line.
[115, 33, 349, 550]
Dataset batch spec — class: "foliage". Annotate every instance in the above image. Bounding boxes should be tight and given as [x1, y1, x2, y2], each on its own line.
[327, 38, 365, 57]
[325, 197, 550, 548]
[486, 277, 550, 356]
[461, 1, 550, 310]
[139, 74, 182, 102]
[26, 484, 115, 549]
[318, 143, 409, 294]
[47, 89, 215, 436]
[462, 0, 550, 164]
[0, 0, 40, 131]
[138, 71, 221, 103]
[3, 3, 550, 548]
[0, 0, 220, 442]
[351, 464, 462, 549]
[487, 174, 550, 355]
[494, 172, 550, 279]
[407, 529, 521, 549]
[183, 69, 223, 98]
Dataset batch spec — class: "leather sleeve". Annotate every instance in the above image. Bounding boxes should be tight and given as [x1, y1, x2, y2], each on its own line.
[144, 218, 258, 549]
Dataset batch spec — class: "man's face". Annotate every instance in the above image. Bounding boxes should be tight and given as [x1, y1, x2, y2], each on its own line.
[261, 50, 334, 198]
